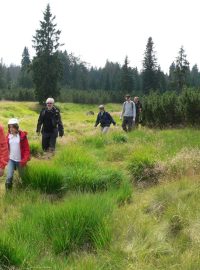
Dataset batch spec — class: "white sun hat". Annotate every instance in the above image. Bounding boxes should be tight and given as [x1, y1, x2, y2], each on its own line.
[8, 118, 19, 125]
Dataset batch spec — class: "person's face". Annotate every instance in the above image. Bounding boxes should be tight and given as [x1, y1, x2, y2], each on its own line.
[9, 125, 18, 134]
[134, 97, 139, 103]
[126, 96, 131, 101]
[99, 108, 104, 112]
[46, 102, 54, 110]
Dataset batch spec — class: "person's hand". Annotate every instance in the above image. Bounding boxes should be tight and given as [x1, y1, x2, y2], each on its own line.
[59, 130, 64, 137]
[37, 132, 40, 136]
[0, 168, 4, 177]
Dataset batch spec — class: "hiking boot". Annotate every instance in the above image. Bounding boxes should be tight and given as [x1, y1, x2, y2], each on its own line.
[5, 182, 13, 190]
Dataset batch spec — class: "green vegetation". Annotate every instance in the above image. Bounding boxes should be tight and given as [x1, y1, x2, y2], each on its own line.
[0, 102, 200, 269]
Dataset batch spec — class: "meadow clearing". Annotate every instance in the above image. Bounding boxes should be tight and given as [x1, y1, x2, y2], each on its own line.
[0, 101, 200, 269]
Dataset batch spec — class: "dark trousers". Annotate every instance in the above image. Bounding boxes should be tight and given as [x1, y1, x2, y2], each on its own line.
[42, 129, 58, 151]
[135, 114, 140, 126]
[122, 116, 134, 132]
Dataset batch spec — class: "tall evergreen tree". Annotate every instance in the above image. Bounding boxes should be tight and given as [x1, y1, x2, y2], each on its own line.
[31, 4, 63, 103]
[121, 56, 133, 93]
[190, 64, 200, 87]
[18, 47, 33, 88]
[174, 46, 190, 92]
[142, 37, 158, 94]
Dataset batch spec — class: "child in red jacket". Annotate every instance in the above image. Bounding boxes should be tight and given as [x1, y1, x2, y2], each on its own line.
[0, 125, 8, 177]
[6, 118, 30, 190]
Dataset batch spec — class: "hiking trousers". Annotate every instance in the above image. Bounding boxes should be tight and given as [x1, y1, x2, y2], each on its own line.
[42, 129, 58, 152]
[122, 116, 134, 132]
[101, 126, 110, 134]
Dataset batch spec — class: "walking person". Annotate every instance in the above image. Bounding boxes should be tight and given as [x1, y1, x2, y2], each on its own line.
[95, 105, 116, 133]
[36, 98, 64, 152]
[121, 94, 136, 132]
[134, 96, 143, 127]
[6, 118, 30, 190]
[0, 124, 8, 177]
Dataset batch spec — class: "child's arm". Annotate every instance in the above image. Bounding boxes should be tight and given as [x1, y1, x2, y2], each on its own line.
[20, 137, 30, 167]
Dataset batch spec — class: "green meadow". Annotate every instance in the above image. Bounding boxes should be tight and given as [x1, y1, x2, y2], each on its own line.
[1, 101, 200, 269]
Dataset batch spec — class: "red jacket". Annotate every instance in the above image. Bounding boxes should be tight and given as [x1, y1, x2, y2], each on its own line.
[7, 130, 30, 167]
[0, 125, 8, 169]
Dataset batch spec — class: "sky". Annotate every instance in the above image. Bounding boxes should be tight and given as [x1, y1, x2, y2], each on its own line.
[0, 0, 200, 73]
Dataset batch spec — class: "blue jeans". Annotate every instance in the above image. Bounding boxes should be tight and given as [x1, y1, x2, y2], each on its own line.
[6, 159, 20, 184]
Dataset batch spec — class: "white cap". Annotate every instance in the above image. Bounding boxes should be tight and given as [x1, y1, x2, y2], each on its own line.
[46, 97, 55, 104]
[8, 118, 19, 125]
[99, 105, 104, 109]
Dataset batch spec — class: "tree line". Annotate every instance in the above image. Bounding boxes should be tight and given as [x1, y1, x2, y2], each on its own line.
[0, 4, 200, 103]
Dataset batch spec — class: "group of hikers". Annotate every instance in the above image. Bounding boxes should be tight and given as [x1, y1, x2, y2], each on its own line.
[0, 94, 142, 190]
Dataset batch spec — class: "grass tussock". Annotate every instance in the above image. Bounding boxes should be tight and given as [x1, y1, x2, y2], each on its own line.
[21, 162, 64, 194]
[9, 194, 113, 257]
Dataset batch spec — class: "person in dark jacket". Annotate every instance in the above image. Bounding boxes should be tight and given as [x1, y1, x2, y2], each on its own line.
[134, 96, 142, 126]
[36, 98, 64, 152]
[94, 105, 116, 133]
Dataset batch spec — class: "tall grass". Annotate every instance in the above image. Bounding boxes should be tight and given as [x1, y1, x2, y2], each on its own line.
[21, 161, 64, 194]
[8, 194, 114, 257]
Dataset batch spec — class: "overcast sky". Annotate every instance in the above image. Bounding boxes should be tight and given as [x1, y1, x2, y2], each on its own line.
[0, 0, 200, 73]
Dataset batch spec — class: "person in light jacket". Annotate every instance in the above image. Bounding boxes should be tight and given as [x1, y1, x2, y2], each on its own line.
[121, 94, 136, 132]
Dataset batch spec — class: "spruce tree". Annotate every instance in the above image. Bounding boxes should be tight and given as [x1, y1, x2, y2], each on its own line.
[31, 4, 63, 103]
[142, 37, 158, 94]
[121, 56, 133, 93]
[174, 46, 190, 92]
[18, 47, 33, 89]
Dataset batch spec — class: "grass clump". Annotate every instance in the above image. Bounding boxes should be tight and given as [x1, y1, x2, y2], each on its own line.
[63, 167, 124, 192]
[128, 153, 162, 185]
[9, 194, 113, 257]
[112, 132, 128, 143]
[43, 195, 113, 254]
[0, 239, 23, 269]
[29, 141, 43, 157]
[21, 162, 64, 194]
[83, 136, 107, 148]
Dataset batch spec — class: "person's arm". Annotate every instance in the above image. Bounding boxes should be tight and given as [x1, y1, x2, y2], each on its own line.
[133, 102, 136, 122]
[95, 113, 100, 127]
[36, 110, 44, 133]
[120, 102, 125, 119]
[0, 126, 8, 174]
[57, 112, 64, 137]
[108, 113, 116, 125]
[20, 136, 30, 167]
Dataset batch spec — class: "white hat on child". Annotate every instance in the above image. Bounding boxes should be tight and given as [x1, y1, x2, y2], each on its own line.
[8, 118, 19, 125]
